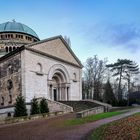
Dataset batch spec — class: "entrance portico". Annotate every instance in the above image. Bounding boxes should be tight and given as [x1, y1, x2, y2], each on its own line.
[48, 64, 70, 101]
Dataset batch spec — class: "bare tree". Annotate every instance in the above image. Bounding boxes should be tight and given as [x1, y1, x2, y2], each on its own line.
[83, 55, 107, 101]
[64, 36, 71, 47]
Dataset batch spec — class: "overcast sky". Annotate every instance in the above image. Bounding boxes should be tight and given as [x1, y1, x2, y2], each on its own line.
[0, 0, 140, 65]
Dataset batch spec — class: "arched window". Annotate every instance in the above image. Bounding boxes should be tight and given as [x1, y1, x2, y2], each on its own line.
[1, 97, 4, 105]
[7, 64, 12, 75]
[9, 46, 12, 52]
[73, 73, 77, 82]
[13, 47, 16, 50]
[37, 63, 43, 73]
[6, 47, 8, 52]
[36, 63, 43, 75]
[73, 73, 76, 80]
[7, 79, 13, 90]
[8, 34, 10, 38]
[9, 95, 12, 104]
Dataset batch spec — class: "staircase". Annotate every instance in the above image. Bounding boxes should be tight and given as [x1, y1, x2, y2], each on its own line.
[47, 99, 73, 113]
[59, 101, 100, 112]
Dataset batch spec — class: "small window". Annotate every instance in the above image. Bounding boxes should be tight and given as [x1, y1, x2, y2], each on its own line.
[6, 47, 8, 52]
[34, 39, 37, 42]
[37, 63, 42, 72]
[1, 97, 4, 105]
[7, 65, 13, 75]
[13, 47, 16, 50]
[9, 46, 12, 52]
[73, 73, 77, 82]
[36, 63, 43, 75]
[7, 112, 11, 117]
[73, 73, 76, 80]
[9, 95, 12, 104]
[7, 79, 13, 90]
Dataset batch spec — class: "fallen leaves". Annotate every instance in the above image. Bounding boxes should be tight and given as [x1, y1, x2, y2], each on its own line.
[92, 113, 140, 140]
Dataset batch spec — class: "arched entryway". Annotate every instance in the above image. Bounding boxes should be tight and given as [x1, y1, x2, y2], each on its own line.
[48, 64, 70, 101]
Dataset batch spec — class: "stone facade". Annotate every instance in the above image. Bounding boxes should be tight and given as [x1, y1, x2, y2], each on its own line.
[0, 21, 83, 117]
[0, 34, 82, 120]
[0, 53, 21, 106]
[0, 35, 82, 108]
[21, 36, 82, 102]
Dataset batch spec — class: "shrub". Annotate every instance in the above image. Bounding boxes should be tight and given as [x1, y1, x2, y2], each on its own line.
[117, 99, 127, 106]
[31, 98, 40, 115]
[14, 95, 27, 117]
[40, 98, 49, 114]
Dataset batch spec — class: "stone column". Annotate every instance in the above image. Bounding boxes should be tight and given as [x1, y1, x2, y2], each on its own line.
[67, 87, 69, 101]
[61, 87, 64, 101]
[65, 87, 67, 101]
[57, 87, 60, 101]
[57, 87, 59, 101]
[49, 85, 52, 100]
[59, 85, 62, 101]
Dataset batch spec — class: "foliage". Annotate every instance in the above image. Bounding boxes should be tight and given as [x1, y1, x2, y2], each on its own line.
[31, 98, 40, 115]
[40, 98, 49, 114]
[89, 113, 140, 140]
[103, 80, 117, 106]
[117, 99, 127, 106]
[65, 111, 125, 126]
[83, 55, 107, 100]
[107, 59, 139, 101]
[14, 95, 27, 117]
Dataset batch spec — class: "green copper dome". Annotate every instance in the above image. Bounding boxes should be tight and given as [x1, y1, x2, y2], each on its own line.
[0, 21, 39, 39]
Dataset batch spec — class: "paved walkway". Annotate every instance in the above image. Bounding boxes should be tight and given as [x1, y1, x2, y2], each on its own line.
[0, 108, 140, 140]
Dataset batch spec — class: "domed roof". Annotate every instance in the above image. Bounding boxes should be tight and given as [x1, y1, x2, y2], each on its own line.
[0, 21, 39, 39]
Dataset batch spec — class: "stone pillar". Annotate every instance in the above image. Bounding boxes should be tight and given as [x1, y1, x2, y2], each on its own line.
[57, 88, 59, 101]
[61, 87, 64, 101]
[67, 87, 69, 101]
[57, 87, 60, 101]
[49, 85, 52, 100]
[65, 87, 67, 101]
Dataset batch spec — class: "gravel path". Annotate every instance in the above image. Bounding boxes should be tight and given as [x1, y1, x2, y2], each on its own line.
[0, 108, 140, 140]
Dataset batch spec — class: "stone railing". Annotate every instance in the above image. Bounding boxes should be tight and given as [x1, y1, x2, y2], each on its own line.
[47, 99, 73, 113]
[76, 106, 104, 118]
[83, 99, 112, 112]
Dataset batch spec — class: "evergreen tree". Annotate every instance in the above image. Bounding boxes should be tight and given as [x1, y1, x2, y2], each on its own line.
[106, 59, 139, 101]
[31, 98, 40, 115]
[40, 98, 49, 113]
[14, 95, 27, 117]
[103, 80, 117, 106]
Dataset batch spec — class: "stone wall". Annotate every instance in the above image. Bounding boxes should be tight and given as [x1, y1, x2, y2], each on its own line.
[47, 99, 73, 113]
[76, 106, 104, 118]
[0, 53, 21, 107]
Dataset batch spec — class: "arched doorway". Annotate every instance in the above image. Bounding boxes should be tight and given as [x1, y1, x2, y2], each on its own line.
[48, 65, 70, 101]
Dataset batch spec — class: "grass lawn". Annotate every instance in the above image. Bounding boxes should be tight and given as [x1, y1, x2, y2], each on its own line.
[64, 110, 127, 126]
[88, 112, 140, 140]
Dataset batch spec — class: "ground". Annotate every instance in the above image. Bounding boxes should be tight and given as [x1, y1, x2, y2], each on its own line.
[0, 108, 140, 140]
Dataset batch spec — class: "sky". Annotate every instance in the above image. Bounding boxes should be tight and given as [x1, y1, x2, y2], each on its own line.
[0, 0, 140, 65]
